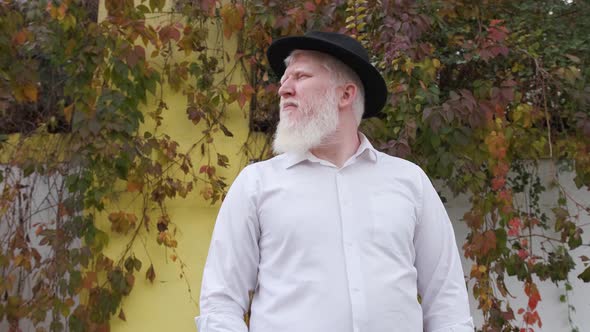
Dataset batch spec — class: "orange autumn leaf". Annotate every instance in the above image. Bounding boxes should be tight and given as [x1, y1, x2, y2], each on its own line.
[83, 272, 97, 289]
[13, 29, 28, 45]
[57, 3, 68, 20]
[47, 2, 67, 20]
[23, 83, 38, 102]
[126, 180, 143, 192]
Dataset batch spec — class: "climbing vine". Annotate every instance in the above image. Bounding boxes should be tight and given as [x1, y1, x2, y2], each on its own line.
[0, 0, 588, 331]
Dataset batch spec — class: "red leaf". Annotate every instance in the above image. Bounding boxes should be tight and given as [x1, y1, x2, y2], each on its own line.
[508, 217, 521, 236]
[482, 230, 497, 254]
[304, 1, 316, 11]
[242, 84, 255, 95]
[134, 45, 146, 61]
[491, 177, 506, 191]
[238, 93, 248, 109]
[159, 25, 181, 44]
[199, 165, 209, 174]
[525, 282, 541, 310]
[490, 19, 504, 26]
[528, 293, 541, 310]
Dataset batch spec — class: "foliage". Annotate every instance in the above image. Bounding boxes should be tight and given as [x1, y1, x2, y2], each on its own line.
[358, 1, 590, 331]
[0, 0, 589, 331]
[0, 0, 233, 330]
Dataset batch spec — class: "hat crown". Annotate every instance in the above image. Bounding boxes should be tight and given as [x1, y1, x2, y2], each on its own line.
[304, 31, 370, 62]
[266, 30, 388, 118]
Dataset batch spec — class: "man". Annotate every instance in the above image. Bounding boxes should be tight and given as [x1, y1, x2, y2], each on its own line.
[196, 31, 473, 332]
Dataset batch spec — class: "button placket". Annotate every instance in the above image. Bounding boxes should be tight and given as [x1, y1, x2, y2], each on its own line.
[336, 170, 366, 332]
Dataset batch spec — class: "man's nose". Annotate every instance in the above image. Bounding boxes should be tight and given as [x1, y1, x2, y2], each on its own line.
[278, 78, 294, 98]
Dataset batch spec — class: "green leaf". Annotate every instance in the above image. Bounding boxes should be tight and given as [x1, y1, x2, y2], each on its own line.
[430, 134, 441, 148]
[578, 266, 590, 282]
[134, 257, 142, 271]
[115, 154, 131, 180]
[124, 256, 135, 272]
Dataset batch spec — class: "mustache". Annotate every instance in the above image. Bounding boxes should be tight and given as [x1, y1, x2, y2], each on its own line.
[280, 99, 299, 110]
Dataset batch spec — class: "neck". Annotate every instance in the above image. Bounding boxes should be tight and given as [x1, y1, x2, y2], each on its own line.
[310, 114, 360, 168]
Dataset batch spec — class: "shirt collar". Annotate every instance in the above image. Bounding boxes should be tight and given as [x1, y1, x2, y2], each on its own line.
[283, 133, 378, 169]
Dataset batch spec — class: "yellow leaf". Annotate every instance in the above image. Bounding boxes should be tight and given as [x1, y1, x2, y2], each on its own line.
[220, 3, 244, 39]
[14, 254, 24, 266]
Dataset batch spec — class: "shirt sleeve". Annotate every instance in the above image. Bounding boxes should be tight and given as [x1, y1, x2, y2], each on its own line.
[195, 166, 260, 332]
[414, 169, 474, 332]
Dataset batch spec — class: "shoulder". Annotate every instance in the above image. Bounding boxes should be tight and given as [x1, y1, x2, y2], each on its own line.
[232, 154, 287, 186]
[241, 154, 287, 174]
[374, 150, 428, 180]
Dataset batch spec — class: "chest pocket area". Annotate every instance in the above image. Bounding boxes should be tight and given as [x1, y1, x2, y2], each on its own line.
[370, 192, 417, 257]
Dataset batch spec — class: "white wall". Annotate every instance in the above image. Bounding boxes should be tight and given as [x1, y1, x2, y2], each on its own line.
[0, 167, 73, 331]
[443, 161, 590, 331]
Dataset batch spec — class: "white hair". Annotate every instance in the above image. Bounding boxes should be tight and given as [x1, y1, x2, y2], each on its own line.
[284, 50, 365, 124]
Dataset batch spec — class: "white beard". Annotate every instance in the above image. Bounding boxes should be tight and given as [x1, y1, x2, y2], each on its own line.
[273, 88, 339, 155]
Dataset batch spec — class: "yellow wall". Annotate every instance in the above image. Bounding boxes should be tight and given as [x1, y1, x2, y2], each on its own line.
[95, 2, 256, 331]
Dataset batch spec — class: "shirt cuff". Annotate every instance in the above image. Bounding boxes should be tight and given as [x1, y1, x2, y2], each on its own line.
[195, 314, 249, 332]
[431, 317, 474, 332]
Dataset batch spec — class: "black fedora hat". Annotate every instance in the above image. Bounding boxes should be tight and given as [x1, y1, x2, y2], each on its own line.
[266, 31, 388, 118]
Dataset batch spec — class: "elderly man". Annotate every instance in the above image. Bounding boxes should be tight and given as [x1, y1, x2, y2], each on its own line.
[196, 31, 473, 332]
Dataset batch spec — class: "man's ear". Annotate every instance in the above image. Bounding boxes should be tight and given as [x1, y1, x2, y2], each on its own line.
[338, 83, 358, 109]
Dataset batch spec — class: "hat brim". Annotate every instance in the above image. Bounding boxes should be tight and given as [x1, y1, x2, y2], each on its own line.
[267, 36, 388, 118]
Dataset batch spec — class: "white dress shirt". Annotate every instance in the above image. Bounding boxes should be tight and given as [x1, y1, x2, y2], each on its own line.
[196, 134, 473, 332]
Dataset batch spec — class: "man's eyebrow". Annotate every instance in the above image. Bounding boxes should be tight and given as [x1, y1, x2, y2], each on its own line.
[280, 69, 310, 84]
